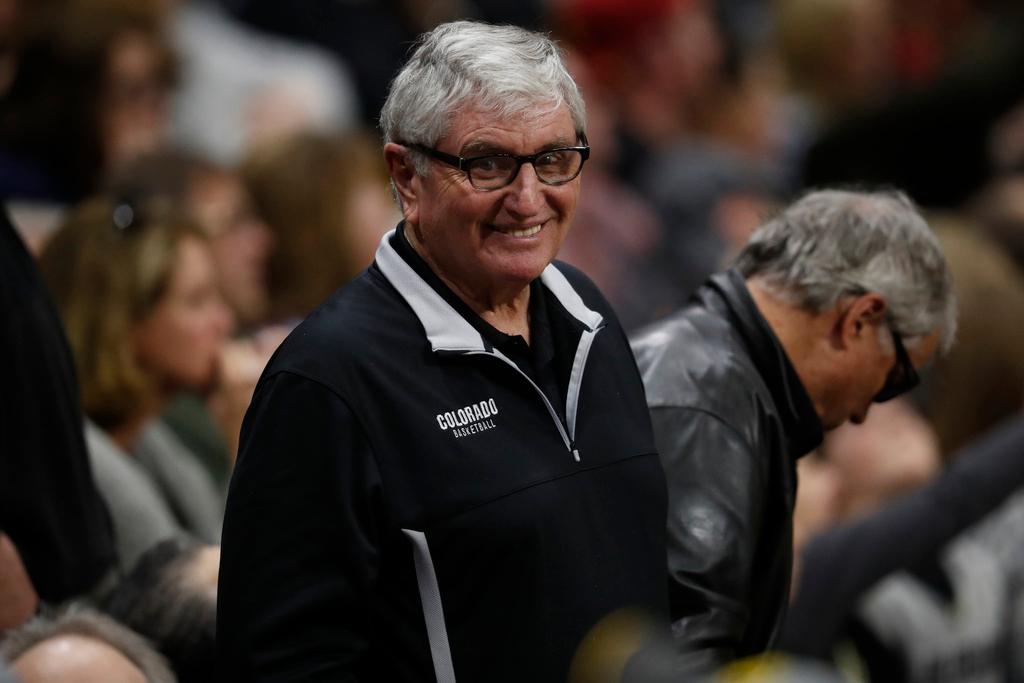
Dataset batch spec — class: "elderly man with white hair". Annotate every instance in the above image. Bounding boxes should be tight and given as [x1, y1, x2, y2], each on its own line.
[218, 20, 669, 682]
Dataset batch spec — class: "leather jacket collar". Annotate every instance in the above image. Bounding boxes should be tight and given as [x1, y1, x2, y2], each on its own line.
[707, 269, 824, 460]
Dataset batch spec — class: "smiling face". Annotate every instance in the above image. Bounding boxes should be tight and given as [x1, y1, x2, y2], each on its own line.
[389, 103, 582, 305]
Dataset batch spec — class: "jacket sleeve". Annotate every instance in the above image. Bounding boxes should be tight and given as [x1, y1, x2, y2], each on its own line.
[218, 371, 385, 682]
[779, 415, 1024, 659]
[649, 405, 764, 669]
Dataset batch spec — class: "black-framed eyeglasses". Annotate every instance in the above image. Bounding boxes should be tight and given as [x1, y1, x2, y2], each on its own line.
[873, 327, 920, 403]
[401, 134, 590, 190]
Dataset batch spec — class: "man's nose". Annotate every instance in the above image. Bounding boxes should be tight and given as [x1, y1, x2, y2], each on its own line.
[504, 163, 544, 216]
[850, 406, 871, 425]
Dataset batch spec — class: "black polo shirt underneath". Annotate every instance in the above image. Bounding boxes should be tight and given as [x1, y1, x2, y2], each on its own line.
[392, 225, 568, 425]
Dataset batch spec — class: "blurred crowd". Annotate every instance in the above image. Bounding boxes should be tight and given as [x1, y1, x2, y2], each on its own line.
[4, 0, 1024, 681]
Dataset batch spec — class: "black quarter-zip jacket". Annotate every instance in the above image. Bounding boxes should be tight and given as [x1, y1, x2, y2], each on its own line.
[218, 227, 669, 682]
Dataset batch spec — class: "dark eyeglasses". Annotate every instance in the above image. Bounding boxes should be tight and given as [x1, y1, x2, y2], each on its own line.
[873, 327, 920, 403]
[402, 135, 590, 190]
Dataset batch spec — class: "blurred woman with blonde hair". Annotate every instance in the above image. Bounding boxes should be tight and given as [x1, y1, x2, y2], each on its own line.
[39, 196, 232, 569]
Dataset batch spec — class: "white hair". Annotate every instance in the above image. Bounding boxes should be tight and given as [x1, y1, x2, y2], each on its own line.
[735, 189, 958, 353]
[379, 21, 586, 175]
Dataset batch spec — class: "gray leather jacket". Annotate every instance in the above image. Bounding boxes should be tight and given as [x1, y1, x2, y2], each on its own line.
[631, 269, 823, 670]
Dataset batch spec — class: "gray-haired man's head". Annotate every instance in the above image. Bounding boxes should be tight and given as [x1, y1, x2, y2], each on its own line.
[736, 189, 956, 352]
[737, 189, 956, 429]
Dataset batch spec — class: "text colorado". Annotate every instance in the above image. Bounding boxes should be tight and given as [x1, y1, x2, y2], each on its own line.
[436, 399, 499, 438]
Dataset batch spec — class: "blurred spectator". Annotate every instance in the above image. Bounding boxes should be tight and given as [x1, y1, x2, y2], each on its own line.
[781, 405, 1024, 682]
[100, 538, 216, 683]
[970, 173, 1024, 277]
[38, 197, 231, 569]
[243, 130, 397, 321]
[108, 150, 273, 331]
[775, 0, 898, 127]
[0, 605, 176, 683]
[636, 143, 781, 304]
[0, 206, 116, 614]
[555, 49, 679, 330]
[555, 0, 725, 181]
[168, 0, 358, 166]
[800, 10, 1024, 207]
[918, 216, 1024, 457]
[790, 452, 841, 592]
[224, 0, 542, 125]
[0, 0, 175, 204]
[825, 398, 941, 520]
[107, 150, 279, 477]
[890, 0, 993, 86]
[558, 0, 787, 305]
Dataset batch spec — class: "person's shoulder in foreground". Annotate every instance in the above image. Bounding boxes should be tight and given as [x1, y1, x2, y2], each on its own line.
[632, 188, 957, 671]
[0, 206, 116, 606]
[218, 20, 668, 683]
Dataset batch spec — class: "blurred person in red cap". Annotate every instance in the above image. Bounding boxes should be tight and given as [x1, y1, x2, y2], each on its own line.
[555, 0, 722, 169]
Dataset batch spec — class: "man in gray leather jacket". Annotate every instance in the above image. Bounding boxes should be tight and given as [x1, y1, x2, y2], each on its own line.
[631, 189, 958, 671]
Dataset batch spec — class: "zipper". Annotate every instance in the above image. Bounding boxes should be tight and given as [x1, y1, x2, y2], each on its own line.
[462, 323, 604, 463]
[566, 327, 600, 449]
[464, 349, 581, 462]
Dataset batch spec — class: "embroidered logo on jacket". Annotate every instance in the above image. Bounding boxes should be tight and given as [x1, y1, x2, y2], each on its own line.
[436, 398, 498, 438]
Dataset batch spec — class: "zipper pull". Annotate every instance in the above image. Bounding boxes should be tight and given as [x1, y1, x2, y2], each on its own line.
[571, 444, 581, 462]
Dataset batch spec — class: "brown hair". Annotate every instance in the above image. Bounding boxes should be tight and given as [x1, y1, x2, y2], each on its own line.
[922, 217, 1024, 458]
[0, 0, 175, 200]
[244, 130, 390, 319]
[38, 196, 203, 429]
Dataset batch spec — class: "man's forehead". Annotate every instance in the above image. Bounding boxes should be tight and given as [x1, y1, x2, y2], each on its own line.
[460, 133, 577, 155]
[443, 103, 576, 151]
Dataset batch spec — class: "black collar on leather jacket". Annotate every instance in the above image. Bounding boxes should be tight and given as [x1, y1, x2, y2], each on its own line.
[711, 269, 824, 460]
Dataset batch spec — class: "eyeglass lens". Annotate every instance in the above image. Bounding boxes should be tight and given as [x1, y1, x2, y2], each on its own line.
[873, 329, 920, 403]
[467, 150, 584, 189]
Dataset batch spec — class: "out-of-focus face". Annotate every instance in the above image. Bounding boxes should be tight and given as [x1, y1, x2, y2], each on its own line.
[399, 103, 582, 299]
[188, 171, 273, 328]
[12, 635, 147, 683]
[102, 30, 171, 173]
[823, 398, 940, 519]
[344, 178, 399, 274]
[132, 235, 233, 394]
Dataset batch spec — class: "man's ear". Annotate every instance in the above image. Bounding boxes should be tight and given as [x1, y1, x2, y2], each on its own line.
[384, 142, 420, 225]
[835, 293, 888, 345]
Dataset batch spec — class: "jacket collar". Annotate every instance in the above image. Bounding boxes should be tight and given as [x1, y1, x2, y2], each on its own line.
[709, 269, 824, 459]
[374, 227, 603, 353]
